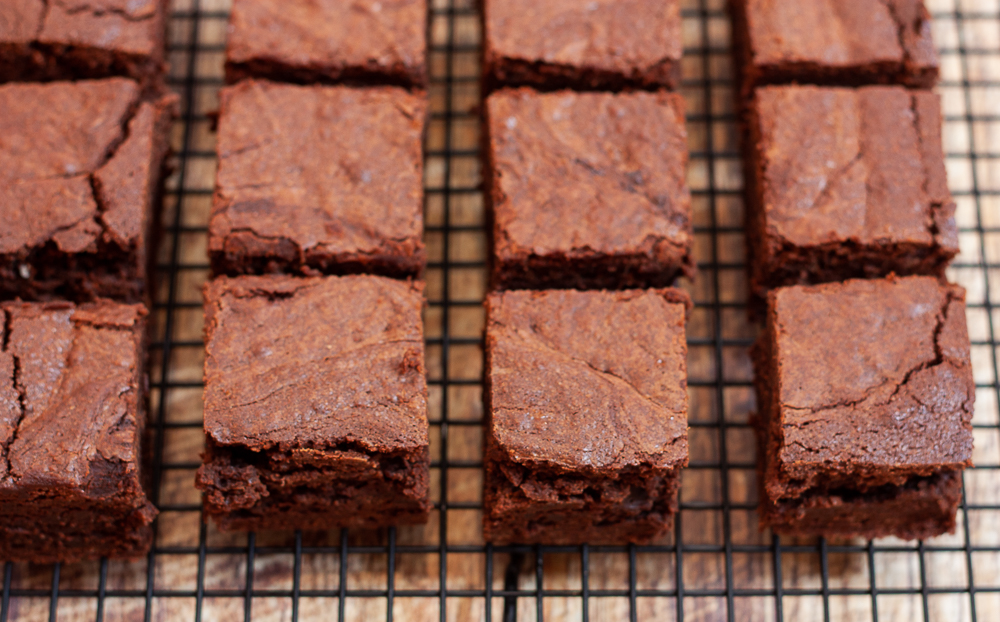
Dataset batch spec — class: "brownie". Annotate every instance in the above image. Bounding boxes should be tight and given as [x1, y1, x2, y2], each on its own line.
[752, 276, 975, 540]
[744, 85, 957, 304]
[225, 0, 427, 88]
[487, 89, 694, 290]
[484, 289, 690, 544]
[0, 301, 156, 562]
[0, 79, 175, 303]
[0, 0, 168, 85]
[730, 0, 938, 92]
[195, 275, 430, 531]
[209, 80, 427, 279]
[483, 0, 682, 91]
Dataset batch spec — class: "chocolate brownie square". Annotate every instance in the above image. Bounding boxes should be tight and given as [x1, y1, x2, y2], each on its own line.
[484, 289, 690, 544]
[0, 78, 176, 303]
[0, 301, 156, 562]
[225, 0, 427, 87]
[752, 276, 974, 540]
[487, 88, 693, 290]
[484, 0, 682, 91]
[744, 85, 957, 303]
[0, 0, 168, 85]
[730, 0, 938, 92]
[196, 275, 430, 531]
[209, 80, 426, 279]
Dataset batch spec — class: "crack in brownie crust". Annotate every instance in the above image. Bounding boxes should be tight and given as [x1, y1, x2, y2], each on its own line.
[484, 289, 690, 544]
[196, 275, 430, 531]
[0, 78, 176, 302]
[0, 301, 156, 562]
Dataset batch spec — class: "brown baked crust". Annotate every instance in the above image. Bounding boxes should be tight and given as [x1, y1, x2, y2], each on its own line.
[0, 300, 156, 562]
[0, 79, 176, 303]
[744, 85, 957, 304]
[751, 276, 974, 539]
[484, 289, 690, 544]
[209, 80, 427, 279]
[196, 274, 430, 531]
[0, 0, 168, 86]
[225, 0, 427, 88]
[729, 0, 938, 93]
[486, 88, 694, 290]
[483, 0, 682, 91]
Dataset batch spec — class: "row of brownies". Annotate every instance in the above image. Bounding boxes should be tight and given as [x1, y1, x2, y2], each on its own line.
[481, 0, 695, 543]
[2, 0, 970, 561]
[731, 0, 976, 539]
[0, 1, 175, 561]
[193, 0, 435, 531]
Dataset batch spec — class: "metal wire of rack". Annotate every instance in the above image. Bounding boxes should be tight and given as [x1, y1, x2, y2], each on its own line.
[2, 0, 1000, 620]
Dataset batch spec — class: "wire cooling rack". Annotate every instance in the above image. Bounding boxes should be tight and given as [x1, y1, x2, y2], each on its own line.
[2, 0, 1000, 620]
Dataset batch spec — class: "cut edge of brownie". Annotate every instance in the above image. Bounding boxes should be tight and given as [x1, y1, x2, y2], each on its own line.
[208, 239, 428, 282]
[727, 0, 939, 96]
[0, 85, 178, 304]
[482, 54, 681, 94]
[482, 398, 686, 545]
[740, 87, 958, 310]
[196, 436, 431, 532]
[0, 43, 167, 89]
[482, 433, 684, 545]
[489, 249, 696, 291]
[750, 280, 971, 540]
[0, 301, 157, 562]
[224, 58, 428, 90]
[760, 471, 962, 541]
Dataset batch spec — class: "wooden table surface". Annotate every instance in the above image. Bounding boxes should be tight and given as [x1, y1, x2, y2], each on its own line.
[3, 0, 1000, 620]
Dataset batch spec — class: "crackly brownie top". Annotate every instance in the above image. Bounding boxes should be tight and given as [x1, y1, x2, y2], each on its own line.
[743, 0, 937, 72]
[487, 289, 689, 472]
[756, 85, 956, 251]
[203, 275, 428, 453]
[0, 78, 169, 256]
[485, 0, 682, 75]
[227, 0, 426, 83]
[770, 276, 974, 472]
[0, 301, 147, 496]
[488, 88, 691, 262]
[0, 0, 166, 56]
[210, 80, 426, 263]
